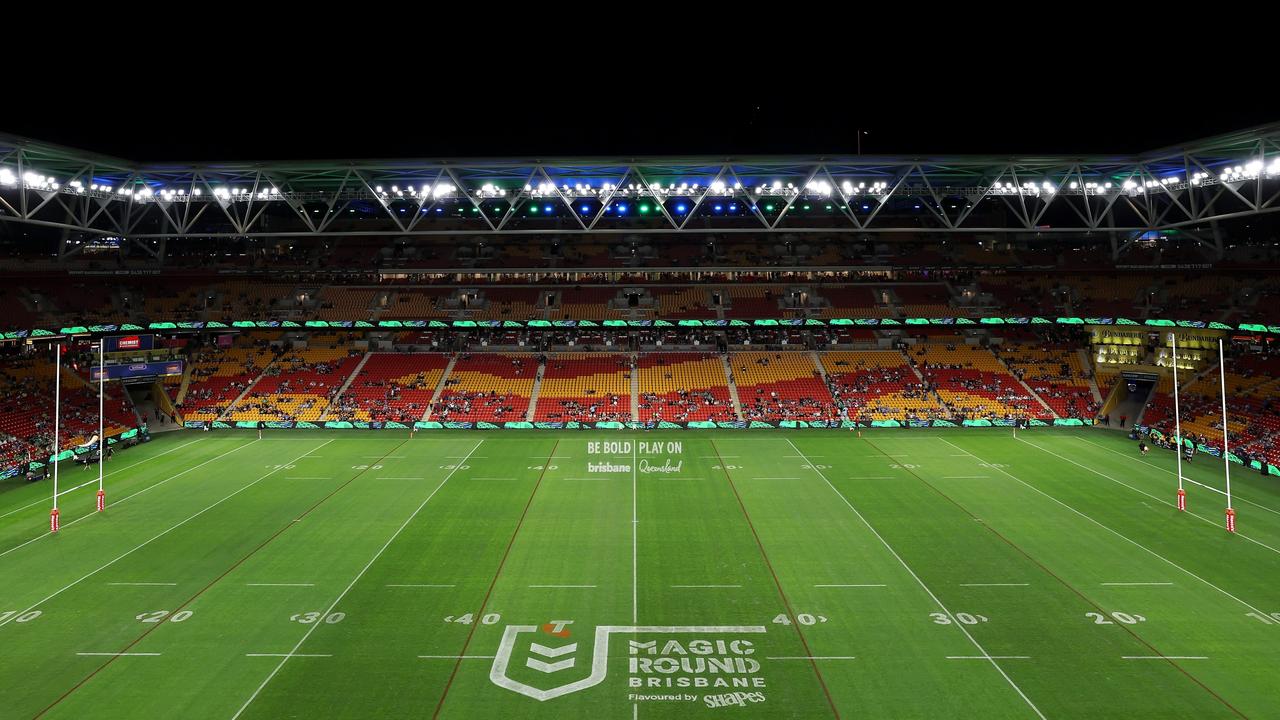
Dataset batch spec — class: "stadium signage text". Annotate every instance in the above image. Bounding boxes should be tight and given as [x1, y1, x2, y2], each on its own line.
[586, 441, 684, 474]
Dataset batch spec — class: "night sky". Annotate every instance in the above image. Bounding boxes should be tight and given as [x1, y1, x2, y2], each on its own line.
[6, 81, 1273, 163]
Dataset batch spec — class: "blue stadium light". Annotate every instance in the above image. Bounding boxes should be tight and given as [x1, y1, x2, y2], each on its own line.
[580, 205, 590, 214]
[729, 204, 738, 212]
[676, 203, 688, 213]
[617, 203, 628, 214]
[544, 205, 553, 213]
[713, 204, 723, 213]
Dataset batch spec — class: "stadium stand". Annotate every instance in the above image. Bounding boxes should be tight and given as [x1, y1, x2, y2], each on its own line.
[432, 353, 535, 423]
[820, 350, 943, 422]
[891, 284, 954, 317]
[534, 353, 632, 423]
[0, 354, 136, 451]
[909, 338, 1049, 420]
[226, 334, 361, 422]
[730, 351, 835, 422]
[328, 353, 449, 423]
[636, 353, 735, 422]
[995, 341, 1098, 418]
[178, 334, 279, 422]
[722, 286, 781, 318]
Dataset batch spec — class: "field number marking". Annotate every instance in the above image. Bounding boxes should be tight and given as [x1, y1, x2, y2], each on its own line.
[802, 464, 832, 470]
[352, 465, 384, 470]
[1087, 611, 1146, 625]
[931, 612, 988, 625]
[0, 610, 41, 623]
[443, 613, 501, 625]
[136, 610, 193, 624]
[291, 611, 345, 625]
[772, 613, 829, 626]
[528, 465, 559, 470]
[890, 464, 920, 470]
[711, 465, 741, 470]
[437, 465, 469, 470]
[269, 465, 296, 470]
[1245, 612, 1280, 624]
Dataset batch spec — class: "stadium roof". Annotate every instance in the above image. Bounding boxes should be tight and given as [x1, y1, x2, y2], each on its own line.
[2, 123, 1278, 248]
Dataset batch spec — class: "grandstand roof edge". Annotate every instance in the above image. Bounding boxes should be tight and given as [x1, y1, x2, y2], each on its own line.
[4, 123, 1278, 173]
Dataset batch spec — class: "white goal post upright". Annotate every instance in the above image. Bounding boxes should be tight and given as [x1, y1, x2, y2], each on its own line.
[1171, 333, 1186, 511]
[1219, 339, 1235, 533]
[97, 340, 106, 512]
[50, 342, 61, 533]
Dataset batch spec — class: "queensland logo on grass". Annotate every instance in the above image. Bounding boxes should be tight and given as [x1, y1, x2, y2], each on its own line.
[489, 621, 768, 702]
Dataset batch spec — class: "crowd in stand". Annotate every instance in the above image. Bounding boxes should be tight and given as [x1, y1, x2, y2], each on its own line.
[638, 390, 735, 422]
[431, 391, 521, 421]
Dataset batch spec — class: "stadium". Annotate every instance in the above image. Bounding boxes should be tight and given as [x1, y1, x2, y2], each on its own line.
[1, 114, 1279, 719]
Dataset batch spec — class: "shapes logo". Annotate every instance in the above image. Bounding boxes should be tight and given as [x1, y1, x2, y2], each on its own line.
[490, 623, 766, 702]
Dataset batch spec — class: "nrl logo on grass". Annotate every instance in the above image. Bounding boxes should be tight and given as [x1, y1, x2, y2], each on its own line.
[490, 621, 768, 702]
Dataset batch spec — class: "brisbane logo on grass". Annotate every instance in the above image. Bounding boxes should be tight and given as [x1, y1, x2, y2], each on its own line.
[490, 620, 769, 703]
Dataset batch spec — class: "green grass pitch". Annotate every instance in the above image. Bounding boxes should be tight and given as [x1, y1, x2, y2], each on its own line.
[1, 428, 1279, 719]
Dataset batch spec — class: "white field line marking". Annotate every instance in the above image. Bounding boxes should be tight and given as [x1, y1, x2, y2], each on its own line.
[751, 477, 801, 480]
[107, 582, 177, 586]
[245, 653, 331, 658]
[1016, 437, 1280, 557]
[418, 655, 495, 659]
[379, 477, 427, 480]
[0, 439, 266, 562]
[852, 476, 896, 480]
[766, 656, 856, 660]
[445, 456, 486, 459]
[231, 439, 486, 720]
[960, 583, 1029, 587]
[814, 584, 886, 588]
[0, 439, 332, 630]
[528, 584, 597, 588]
[364, 456, 407, 459]
[1123, 656, 1208, 660]
[944, 476, 990, 479]
[246, 583, 315, 587]
[284, 477, 331, 481]
[1074, 435, 1280, 517]
[386, 584, 455, 588]
[1101, 582, 1173, 586]
[671, 584, 741, 588]
[948, 656, 1031, 660]
[469, 477, 516, 481]
[0, 438, 206, 521]
[787, 438, 1047, 720]
[941, 438, 1273, 617]
[76, 652, 161, 657]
